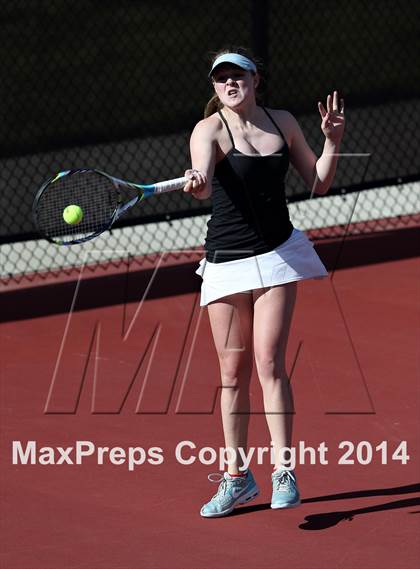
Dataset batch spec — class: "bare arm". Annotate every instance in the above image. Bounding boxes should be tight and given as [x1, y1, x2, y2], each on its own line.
[286, 91, 345, 196]
[183, 118, 217, 200]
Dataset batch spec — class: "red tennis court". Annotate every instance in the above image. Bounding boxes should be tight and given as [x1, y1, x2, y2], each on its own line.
[1, 227, 419, 569]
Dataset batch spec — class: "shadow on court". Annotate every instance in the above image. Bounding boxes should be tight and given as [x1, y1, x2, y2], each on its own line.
[227, 482, 420, 528]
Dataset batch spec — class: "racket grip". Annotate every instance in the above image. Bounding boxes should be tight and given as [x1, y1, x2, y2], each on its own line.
[151, 176, 188, 194]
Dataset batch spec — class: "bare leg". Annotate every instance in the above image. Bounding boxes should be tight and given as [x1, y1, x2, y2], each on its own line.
[207, 293, 254, 474]
[252, 283, 297, 469]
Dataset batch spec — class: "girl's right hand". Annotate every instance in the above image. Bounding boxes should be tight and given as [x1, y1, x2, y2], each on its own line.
[183, 169, 207, 196]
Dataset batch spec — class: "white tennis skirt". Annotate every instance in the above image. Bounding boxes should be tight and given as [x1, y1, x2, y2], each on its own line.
[195, 228, 328, 306]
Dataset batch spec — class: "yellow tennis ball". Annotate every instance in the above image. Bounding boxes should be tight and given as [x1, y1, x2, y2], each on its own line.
[63, 204, 84, 225]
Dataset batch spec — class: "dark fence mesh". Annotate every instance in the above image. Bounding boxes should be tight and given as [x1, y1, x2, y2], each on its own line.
[1, 0, 419, 282]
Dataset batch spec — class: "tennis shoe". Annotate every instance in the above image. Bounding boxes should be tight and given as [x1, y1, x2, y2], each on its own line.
[271, 469, 301, 509]
[200, 470, 259, 518]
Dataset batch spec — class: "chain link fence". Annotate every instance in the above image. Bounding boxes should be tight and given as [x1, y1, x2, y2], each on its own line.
[1, 0, 419, 284]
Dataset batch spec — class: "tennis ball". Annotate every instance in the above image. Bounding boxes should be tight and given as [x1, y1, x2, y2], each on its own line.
[63, 204, 84, 225]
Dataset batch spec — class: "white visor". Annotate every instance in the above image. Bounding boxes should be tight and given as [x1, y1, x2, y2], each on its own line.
[209, 53, 257, 77]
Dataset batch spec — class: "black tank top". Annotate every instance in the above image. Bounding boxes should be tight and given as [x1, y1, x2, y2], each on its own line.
[204, 107, 294, 263]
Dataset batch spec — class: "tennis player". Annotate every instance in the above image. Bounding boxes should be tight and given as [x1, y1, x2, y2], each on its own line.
[183, 47, 345, 518]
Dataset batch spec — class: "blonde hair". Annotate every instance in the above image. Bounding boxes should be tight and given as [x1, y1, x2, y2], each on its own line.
[204, 47, 264, 118]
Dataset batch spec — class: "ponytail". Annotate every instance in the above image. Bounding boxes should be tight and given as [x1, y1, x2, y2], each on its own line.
[204, 94, 223, 118]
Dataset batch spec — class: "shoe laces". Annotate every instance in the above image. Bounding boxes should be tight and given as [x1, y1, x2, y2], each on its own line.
[207, 472, 228, 499]
[208, 472, 224, 483]
[207, 472, 245, 499]
[273, 470, 294, 491]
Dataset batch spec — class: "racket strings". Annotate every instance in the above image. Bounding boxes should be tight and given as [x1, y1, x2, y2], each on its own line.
[35, 171, 119, 243]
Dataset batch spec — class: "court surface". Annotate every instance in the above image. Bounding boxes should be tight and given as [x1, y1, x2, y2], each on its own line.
[1, 233, 419, 569]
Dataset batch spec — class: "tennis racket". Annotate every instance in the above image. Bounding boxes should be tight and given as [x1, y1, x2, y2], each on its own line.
[33, 168, 188, 245]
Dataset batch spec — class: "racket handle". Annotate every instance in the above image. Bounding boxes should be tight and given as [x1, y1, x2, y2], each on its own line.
[148, 176, 188, 194]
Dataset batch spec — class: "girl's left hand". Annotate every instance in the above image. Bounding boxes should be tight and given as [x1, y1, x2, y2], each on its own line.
[318, 90, 345, 144]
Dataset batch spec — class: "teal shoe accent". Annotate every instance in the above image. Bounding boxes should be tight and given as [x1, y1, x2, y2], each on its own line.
[200, 471, 259, 518]
[271, 469, 301, 509]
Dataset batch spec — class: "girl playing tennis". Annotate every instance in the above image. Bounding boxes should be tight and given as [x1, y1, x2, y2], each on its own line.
[183, 47, 345, 517]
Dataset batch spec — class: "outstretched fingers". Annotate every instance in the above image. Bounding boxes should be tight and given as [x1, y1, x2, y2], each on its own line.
[318, 91, 345, 119]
